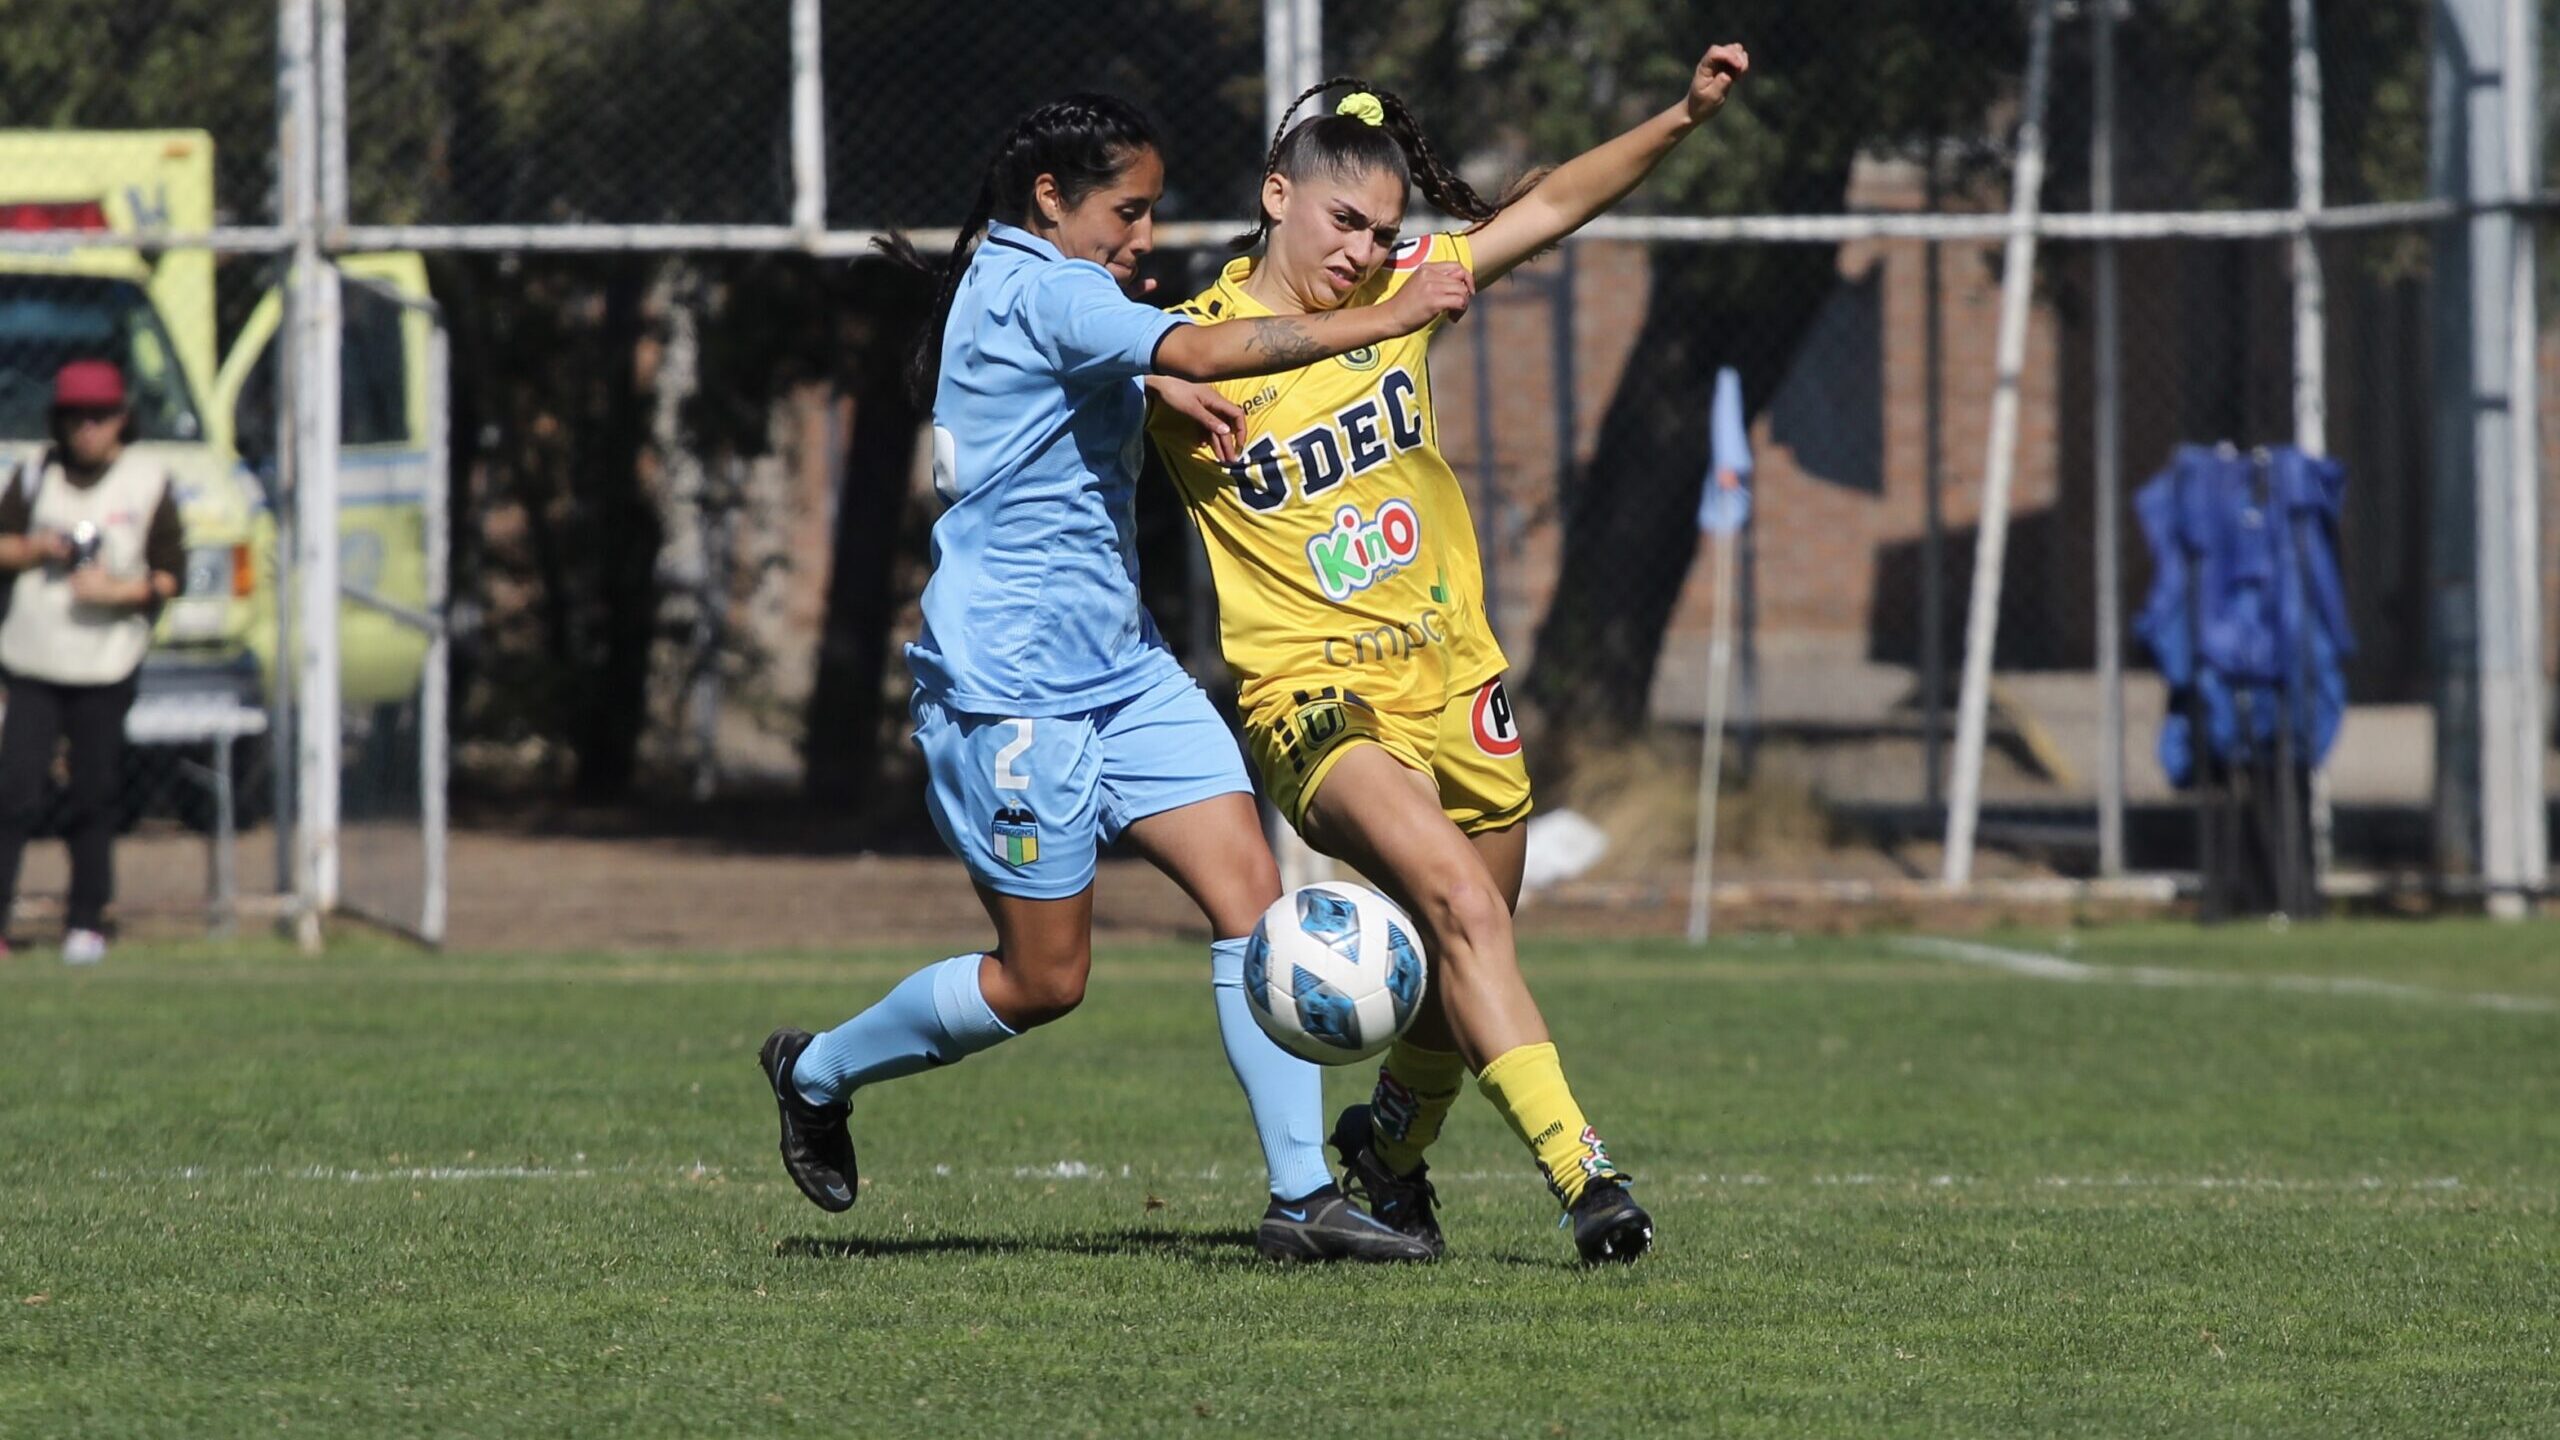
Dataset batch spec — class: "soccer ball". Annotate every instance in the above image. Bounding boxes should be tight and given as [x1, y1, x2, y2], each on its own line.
[1242, 881, 1428, 1065]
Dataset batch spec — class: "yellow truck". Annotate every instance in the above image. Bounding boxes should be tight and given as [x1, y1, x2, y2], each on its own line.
[0, 130, 436, 805]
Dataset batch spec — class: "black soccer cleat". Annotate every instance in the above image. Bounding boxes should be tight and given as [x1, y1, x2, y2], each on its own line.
[758, 1028, 858, 1213]
[1329, 1103, 1446, 1258]
[1255, 1184, 1439, 1264]
[1568, 1176, 1654, 1264]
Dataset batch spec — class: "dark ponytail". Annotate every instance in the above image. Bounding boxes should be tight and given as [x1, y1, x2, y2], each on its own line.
[1232, 77, 1504, 253]
[876, 94, 1161, 407]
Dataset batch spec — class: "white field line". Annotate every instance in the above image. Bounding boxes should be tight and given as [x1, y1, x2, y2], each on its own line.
[1894, 935, 2560, 1014]
[98, 1160, 724, 1184]
[96, 1162, 2491, 1195]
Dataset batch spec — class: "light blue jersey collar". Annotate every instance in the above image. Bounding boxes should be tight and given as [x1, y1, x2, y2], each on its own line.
[982, 221, 1063, 263]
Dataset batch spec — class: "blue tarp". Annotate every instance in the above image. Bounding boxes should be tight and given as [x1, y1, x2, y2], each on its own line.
[2132, 444, 2354, 788]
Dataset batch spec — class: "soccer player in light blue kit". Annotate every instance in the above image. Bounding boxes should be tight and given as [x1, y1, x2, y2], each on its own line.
[758, 94, 1473, 1261]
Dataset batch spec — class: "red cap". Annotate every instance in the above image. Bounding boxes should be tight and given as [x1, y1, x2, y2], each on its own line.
[52, 360, 127, 410]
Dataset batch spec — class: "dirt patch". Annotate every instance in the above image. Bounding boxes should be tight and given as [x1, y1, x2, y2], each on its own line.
[8, 810, 2178, 956]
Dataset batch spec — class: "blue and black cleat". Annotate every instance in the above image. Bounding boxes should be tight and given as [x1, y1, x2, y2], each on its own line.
[1255, 1184, 1438, 1264]
[1329, 1103, 1446, 1258]
[758, 1028, 858, 1213]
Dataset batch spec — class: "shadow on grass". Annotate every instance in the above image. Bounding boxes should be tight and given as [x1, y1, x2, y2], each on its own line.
[777, 1225, 1263, 1266]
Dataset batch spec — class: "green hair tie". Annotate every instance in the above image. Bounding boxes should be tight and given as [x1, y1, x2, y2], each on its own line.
[1335, 92, 1386, 127]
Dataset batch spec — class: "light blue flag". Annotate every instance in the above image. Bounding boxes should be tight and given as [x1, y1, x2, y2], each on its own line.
[1697, 365, 1753, 534]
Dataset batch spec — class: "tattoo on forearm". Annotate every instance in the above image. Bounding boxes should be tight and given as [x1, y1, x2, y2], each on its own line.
[1242, 317, 1329, 367]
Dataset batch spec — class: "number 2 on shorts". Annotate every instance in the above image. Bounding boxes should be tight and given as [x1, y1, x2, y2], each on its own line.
[993, 718, 1035, 791]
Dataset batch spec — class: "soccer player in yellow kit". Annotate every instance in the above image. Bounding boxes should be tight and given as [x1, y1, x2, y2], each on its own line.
[1146, 42, 1750, 1263]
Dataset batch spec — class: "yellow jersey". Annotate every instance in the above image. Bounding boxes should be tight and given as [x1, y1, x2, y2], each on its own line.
[1148, 232, 1508, 715]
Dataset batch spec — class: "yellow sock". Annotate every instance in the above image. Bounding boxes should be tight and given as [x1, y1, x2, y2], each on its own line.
[1476, 1041, 1623, 1207]
[1369, 1041, 1468, 1175]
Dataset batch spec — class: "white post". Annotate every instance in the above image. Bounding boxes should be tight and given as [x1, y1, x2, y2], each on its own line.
[270, 0, 305, 900]
[2290, 0, 2337, 886]
[2092, 0, 2126, 878]
[790, 0, 826, 242]
[1293, 0, 1321, 100]
[1263, 0, 1293, 137]
[1687, 528, 1739, 943]
[1263, 0, 1332, 892]
[2500, 0, 2548, 909]
[2290, 0, 2327, 461]
[319, 0, 346, 239]
[1942, 0, 2059, 888]
[2438, 0, 2541, 913]
[294, 276, 343, 930]
[1264, 0, 1323, 136]
[283, 0, 344, 941]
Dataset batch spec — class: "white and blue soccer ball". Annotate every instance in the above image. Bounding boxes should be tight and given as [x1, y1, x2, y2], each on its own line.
[1243, 881, 1428, 1065]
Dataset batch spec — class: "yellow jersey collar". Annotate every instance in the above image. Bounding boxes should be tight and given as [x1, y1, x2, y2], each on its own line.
[1212, 253, 1275, 319]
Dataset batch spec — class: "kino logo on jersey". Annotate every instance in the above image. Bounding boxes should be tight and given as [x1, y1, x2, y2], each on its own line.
[1307, 499, 1422, 601]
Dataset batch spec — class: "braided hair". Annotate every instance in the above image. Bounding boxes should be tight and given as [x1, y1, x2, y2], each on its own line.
[1231, 78, 1503, 253]
[877, 94, 1161, 406]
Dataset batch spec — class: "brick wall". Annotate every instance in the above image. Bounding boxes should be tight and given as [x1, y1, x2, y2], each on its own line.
[1428, 158, 2065, 721]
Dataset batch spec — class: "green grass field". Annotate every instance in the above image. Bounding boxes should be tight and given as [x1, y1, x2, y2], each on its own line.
[4, 920, 2557, 1437]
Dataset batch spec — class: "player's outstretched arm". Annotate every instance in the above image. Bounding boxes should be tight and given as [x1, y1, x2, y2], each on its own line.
[1467, 41, 1749, 286]
[1154, 262, 1472, 382]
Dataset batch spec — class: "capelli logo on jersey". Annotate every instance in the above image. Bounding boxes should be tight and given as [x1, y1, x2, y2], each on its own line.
[1307, 499, 1423, 602]
[1337, 345, 1381, 372]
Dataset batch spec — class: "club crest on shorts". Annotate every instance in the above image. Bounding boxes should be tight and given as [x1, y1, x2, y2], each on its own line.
[991, 806, 1040, 867]
[1471, 677, 1522, 758]
[1273, 685, 1371, 776]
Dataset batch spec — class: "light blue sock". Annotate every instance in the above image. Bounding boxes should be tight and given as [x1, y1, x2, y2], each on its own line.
[793, 953, 1017, 1106]
[1211, 935, 1335, 1202]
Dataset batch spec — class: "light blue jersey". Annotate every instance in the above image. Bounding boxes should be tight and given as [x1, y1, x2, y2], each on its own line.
[907, 222, 1189, 715]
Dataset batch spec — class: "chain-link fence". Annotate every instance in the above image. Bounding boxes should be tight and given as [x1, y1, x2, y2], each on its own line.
[0, 0, 2551, 944]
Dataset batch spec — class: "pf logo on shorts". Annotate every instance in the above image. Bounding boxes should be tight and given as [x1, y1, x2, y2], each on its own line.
[1470, 678, 1522, 759]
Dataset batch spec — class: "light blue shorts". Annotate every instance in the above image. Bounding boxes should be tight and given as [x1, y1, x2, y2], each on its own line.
[913, 664, 1252, 901]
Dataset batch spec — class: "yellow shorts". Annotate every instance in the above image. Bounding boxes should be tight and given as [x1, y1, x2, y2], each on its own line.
[1244, 674, 1533, 837]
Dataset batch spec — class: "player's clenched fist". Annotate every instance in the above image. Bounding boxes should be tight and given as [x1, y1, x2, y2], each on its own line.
[1380, 260, 1473, 334]
[1687, 43, 1750, 124]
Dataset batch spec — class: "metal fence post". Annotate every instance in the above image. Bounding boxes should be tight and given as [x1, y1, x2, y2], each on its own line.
[1923, 145, 1947, 811]
[791, 0, 825, 244]
[1262, 0, 1331, 894]
[1263, 0, 1322, 136]
[2094, 0, 2127, 878]
[2432, 0, 2540, 910]
[1943, 0, 2059, 888]
[423, 321, 451, 943]
[2290, 0, 2333, 887]
[2499, 0, 2548, 908]
[1264, 0, 1293, 137]
[320, 0, 347, 240]
[285, 0, 344, 940]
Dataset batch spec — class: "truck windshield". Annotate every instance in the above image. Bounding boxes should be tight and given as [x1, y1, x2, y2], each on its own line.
[0, 275, 206, 443]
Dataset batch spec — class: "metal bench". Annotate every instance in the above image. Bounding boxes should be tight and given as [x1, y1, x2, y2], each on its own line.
[123, 691, 271, 933]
